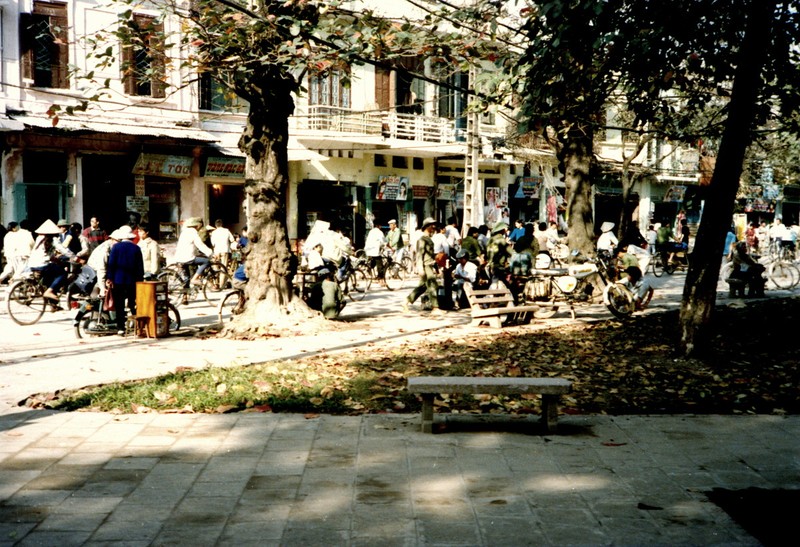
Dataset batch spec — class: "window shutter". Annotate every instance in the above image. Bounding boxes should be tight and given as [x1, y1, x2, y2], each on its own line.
[150, 21, 166, 98]
[20, 13, 34, 81]
[51, 13, 69, 88]
[121, 42, 136, 95]
[375, 68, 391, 110]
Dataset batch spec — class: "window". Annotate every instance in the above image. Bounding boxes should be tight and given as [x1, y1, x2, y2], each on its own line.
[20, 1, 69, 88]
[121, 14, 166, 98]
[413, 157, 424, 170]
[199, 74, 248, 112]
[308, 69, 350, 108]
[374, 154, 387, 167]
[392, 156, 407, 169]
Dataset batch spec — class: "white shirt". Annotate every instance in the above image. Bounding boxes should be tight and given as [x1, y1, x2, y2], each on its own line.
[138, 237, 160, 275]
[3, 229, 35, 258]
[432, 232, 449, 255]
[364, 227, 385, 257]
[454, 260, 477, 283]
[597, 231, 618, 252]
[88, 239, 114, 293]
[174, 227, 212, 263]
[210, 227, 235, 254]
[444, 225, 461, 250]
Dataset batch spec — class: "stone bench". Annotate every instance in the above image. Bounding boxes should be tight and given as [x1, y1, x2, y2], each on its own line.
[463, 284, 539, 328]
[407, 376, 572, 433]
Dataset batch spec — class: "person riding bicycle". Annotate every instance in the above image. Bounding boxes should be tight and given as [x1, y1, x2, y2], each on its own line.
[385, 219, 405, 263]
[28, 219, 71, 304]
[174, 217, 213, 287]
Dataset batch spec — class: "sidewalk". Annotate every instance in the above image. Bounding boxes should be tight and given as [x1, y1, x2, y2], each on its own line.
[1, 275, 798, 545]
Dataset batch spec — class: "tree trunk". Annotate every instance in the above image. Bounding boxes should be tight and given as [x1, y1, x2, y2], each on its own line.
[679, 1, 773, 356]
[224, 78, 319, 335]
[560, 125, 596, 255]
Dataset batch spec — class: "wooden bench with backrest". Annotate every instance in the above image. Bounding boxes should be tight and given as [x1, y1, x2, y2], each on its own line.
[463, 283, 539, 328]
[407, 376, 572, 433]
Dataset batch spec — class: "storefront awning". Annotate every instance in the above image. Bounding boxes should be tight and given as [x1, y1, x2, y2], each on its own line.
[0, 116, 25, 131]
[9, 114, 219, 142]
[211, 139, 329, 162]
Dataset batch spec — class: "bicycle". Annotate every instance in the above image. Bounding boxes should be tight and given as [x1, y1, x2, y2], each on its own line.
[603, 276, 654, 319]
[363, 249, 408, 291]
[6, 264, 79, 326]
[766, 258, 800, 289]
[218, 286, 246, 323]
[157, 259, 230, 307]
[339, 255, 370, 301]
[75, 297, 181, 339]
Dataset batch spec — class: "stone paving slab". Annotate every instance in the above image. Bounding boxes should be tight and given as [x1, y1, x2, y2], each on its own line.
[1, 411, 797, 545]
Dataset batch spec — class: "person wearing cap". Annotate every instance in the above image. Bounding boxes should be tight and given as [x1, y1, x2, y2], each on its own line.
[56, 218, 70, 245]
[452, 249, 478, 310]
[385, 219, 405, 263]
[28, 219, 70, 302]
[596, 221, 618, 254]
[403, 217, 445, 316]
[107, 226, 144, 335]
[486, 221, 511, 283]
[174, 217, 213, 287]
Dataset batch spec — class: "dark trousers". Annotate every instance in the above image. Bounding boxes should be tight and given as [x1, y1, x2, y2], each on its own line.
[112, 283, 137, 331]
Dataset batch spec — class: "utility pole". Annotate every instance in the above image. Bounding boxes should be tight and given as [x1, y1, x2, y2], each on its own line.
[462, 66, 482, 236]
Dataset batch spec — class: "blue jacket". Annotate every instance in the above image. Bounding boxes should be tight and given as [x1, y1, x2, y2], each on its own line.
[107, 240, 144, 285]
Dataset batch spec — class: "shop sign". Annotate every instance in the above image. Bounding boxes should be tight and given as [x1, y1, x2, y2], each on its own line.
[132, 154, 193, 178]
[134, 175, 145, 197]
[205, 157, 246, 178]
[514, 176, 542, 198]
[126, 195, 149, 215]
[376, 175, 409, 201]
[412, 185, 432, 198]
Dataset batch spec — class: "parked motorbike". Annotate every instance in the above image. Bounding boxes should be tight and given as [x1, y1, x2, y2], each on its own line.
[519, 253, 611, 319]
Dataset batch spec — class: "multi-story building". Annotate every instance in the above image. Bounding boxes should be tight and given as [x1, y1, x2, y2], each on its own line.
[1, 0, 557, 251]
[1, 0, 701, 251]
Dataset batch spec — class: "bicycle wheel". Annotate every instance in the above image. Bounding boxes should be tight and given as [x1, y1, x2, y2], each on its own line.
[400, 255, 414, 274]
[768, 261, 800, 289]
[166, 303, 181, 332]
[604, 283, 635, 319]
[651, 255, 664, 277]
[158, 270, 188, 307]
[347, 269, 370, 301]
[75, 309, 111, 339]
[384, 262, 406, 291]
[6, 279, 47, 326]
[217, 290, 244, 323]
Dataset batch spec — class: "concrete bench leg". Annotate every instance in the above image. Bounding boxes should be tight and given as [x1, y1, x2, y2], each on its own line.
[420, 394, 434, 433]
[541, 394, 560, 433]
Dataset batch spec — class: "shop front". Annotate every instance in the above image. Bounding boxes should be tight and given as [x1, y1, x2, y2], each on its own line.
[510, 176, 542, 224]
[370, 175, 411, 234]
[204, 156, 247, 235]
[131, 153, 194, 241]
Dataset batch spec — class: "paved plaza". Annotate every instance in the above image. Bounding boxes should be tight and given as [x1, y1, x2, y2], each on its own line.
[1, 275, 798, 545]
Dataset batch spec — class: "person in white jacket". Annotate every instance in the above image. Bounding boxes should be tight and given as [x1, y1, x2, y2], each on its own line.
[210, 219, 235, 267]
[0, 221, 35, 284]
[174, 218, 213, 286]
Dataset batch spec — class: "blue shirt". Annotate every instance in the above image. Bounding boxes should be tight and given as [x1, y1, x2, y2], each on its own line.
[508, 227, 526, 242]
[724, 231, 736, 256]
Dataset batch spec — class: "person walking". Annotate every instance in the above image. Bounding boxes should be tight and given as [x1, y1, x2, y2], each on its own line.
[364, 221, 385, 276]
[107, 226, 144, 335]
[403, 217, 444, 316]
[210, 219, 235, 268]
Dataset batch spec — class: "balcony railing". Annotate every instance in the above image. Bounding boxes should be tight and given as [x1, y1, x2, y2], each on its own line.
[301, 105, 456, 143]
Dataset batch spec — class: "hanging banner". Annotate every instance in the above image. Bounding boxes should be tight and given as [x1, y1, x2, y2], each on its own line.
[376, 175, 409, 201]
[484, 187, 508, 227]
[663, 185, 687, 202]
[437, 184, 456, 201]
[514, 176, 542, 198]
